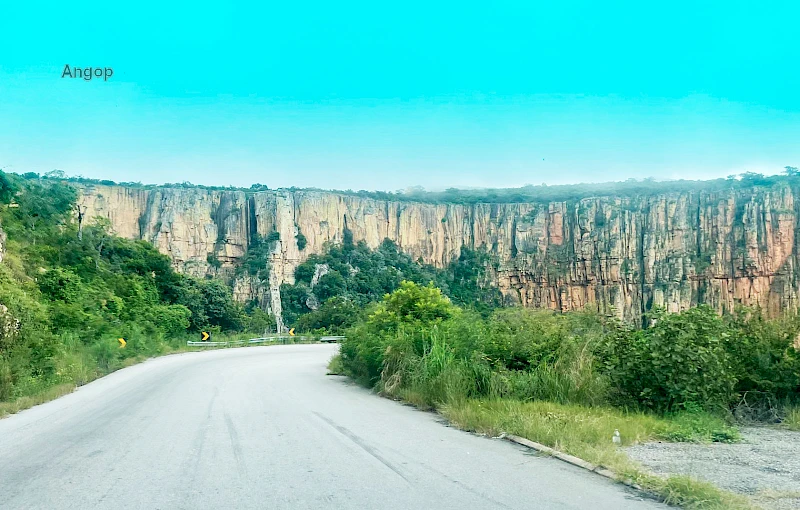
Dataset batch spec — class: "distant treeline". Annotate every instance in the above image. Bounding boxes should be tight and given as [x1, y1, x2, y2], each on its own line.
[11, 166, 800, 205]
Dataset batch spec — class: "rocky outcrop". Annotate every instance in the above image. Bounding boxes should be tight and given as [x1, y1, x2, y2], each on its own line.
[77, 182, 800, 325]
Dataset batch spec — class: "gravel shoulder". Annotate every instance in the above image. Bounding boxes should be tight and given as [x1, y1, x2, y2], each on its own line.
[626, 427, 800, 509]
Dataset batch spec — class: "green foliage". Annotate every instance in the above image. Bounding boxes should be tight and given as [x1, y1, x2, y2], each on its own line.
[0, 170, 272, 403]
[338, 281, 457, 386]
[295, 296, 358, 334]
[721, 307, 800, 421]
[282, 239, 499, 330]
[237, 232, 277, 280]
[372, 281, 456, 329]
[724, 308, 800, 398]
[441, 247, 503, 314]
[657, 409, 740, 443]
[38, 268, 82, 303]
[343, 228, 354, 249]
[339, 279, 799, 426]
[295, 228, 307, 250]
[599, 306, 736, 413]
[24, 169, 800, 212]
[280, 283, 312, 326]
[335, 172, 800, 205]
[0, 172, 19, 204]
[315, 271, 346, 301]
[483, 308, 570, 370]
[206, 253, 222, 269]
[282, 238, 442, 327]
[784, 406, 800, 431]
[148, 304, 192, 336]
[243, 304, 276, 333]
[173, 278, 244, 332]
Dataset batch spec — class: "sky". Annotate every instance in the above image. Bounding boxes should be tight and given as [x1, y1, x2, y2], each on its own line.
[1, 1, 798, 191]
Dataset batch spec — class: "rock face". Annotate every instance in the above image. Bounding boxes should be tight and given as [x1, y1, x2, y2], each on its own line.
[77, 183, 800, 325]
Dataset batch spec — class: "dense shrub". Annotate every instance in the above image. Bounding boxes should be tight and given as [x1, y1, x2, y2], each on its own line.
[296, 230, 307, 250]
[340, 282, 608, 407]
[282, 239, 500, 333]
[599, 306, 736, 413]
[722, 308, 800, 420]
[339, 283, 799, 420]
[295, 297, 358, 334]
[0, 170, 276, 402]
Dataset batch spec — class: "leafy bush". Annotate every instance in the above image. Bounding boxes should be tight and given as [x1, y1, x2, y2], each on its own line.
[372, 281, 456, 329]
[340, 282, 607, 408]
[295, 296, 358, 334]
[296, 230, 307, 250]
[38, 268, 82, 302]
[599, 306, 736, 413]
[281, 239, 499, 330]
[724, 308, 800, 401]
[483, 309, 569, 370]
[148, 304, 192, 335]
[237, 233, 273, 280]
[339, 282, 798, 423]
[206, 254, 222, 269]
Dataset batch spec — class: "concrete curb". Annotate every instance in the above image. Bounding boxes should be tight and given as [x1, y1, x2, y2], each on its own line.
[504, 434, 643, 491]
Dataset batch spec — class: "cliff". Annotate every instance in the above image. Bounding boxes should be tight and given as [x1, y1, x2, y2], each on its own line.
[76, 182, 800, 325]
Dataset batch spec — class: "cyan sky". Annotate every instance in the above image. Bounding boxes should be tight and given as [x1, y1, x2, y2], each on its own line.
[1, 1, 798, 191]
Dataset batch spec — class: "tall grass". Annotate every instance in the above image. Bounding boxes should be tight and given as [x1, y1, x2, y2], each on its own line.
[335, 285, 776, 509]
[372, 322, 610, 410]
[0, 384, 77, 419]
[441, 400, 750, 509]
[784, 406, 800, 431]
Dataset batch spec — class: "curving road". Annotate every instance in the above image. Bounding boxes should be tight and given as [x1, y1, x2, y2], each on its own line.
[0, 344, 668, 509]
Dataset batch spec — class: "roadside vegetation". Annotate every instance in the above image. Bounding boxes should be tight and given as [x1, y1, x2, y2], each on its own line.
[280, 233, 502, 334]
[0, 332, 316, 419]
[0, 170, 503, 415]
[785, 406, 800, 431]
[0, 171, 276, 411]
[330, 281, 800, 509]
[4, 169, 800, 507]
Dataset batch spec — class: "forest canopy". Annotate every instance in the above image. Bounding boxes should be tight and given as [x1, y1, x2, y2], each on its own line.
[12, 167, 800, 205]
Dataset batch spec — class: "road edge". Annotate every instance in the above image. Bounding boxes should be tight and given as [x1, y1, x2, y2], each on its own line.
[504, 434, 643, 490]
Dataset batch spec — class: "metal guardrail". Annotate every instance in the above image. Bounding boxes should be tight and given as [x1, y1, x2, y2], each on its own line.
[187, 335, 337, 347]
[320, 336, 345, 343]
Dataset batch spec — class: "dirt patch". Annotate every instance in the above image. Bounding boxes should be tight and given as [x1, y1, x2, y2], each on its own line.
[626, 427, 800, 509]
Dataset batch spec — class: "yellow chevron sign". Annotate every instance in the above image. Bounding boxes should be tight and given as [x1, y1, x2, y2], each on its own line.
[118, 338, 126, 348]
[289, 328, 295, 336]
[201, 331, 211, 341]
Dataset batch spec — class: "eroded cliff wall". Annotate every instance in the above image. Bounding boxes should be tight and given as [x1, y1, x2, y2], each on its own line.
[77, 183, 800, 324]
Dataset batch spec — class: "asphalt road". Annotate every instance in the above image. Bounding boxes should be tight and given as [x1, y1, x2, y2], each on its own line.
[0, 344, 668, 509]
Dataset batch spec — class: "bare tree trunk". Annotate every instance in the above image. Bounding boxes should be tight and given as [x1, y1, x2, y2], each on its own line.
[76, 205, 86, 240]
